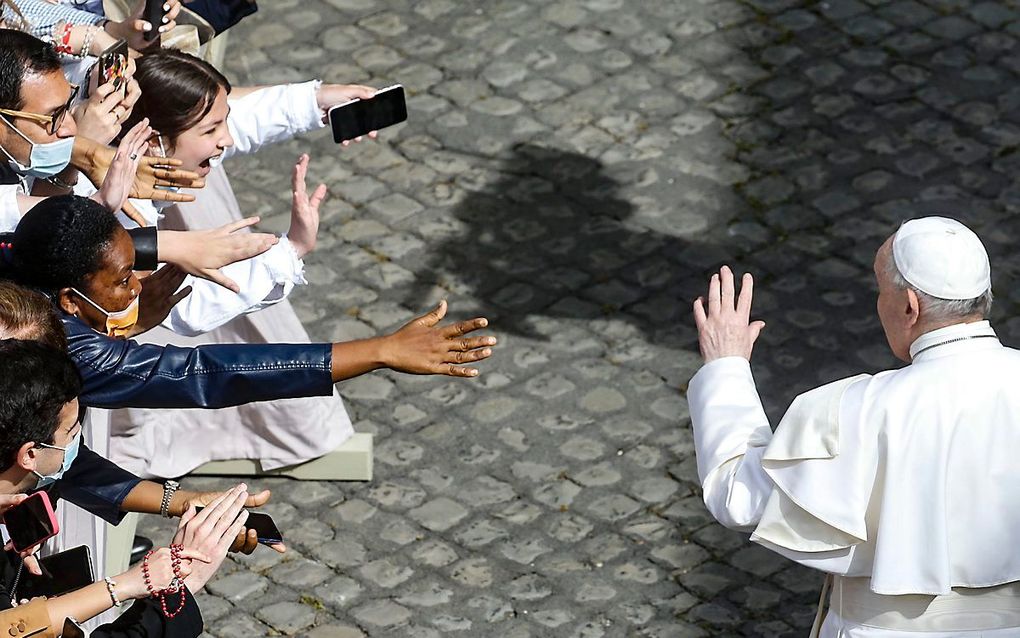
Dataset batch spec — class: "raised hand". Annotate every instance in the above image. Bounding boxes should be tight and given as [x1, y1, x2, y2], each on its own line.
[106, 0, 185, 51]
[173, 485, 257, 592]
[130, 265, 191, 336]
[91, 118, 151, 226]
[380, 300, 496, 377]
[287, 154, 324, 258]
[73, 136, 206, 207]
[693, 265, 766, 363]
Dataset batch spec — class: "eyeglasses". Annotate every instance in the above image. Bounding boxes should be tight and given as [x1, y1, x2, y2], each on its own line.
[0, 84, 79, 135]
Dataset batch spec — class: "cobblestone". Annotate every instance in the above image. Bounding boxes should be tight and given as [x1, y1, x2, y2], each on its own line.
[119, 1, 1020, 635]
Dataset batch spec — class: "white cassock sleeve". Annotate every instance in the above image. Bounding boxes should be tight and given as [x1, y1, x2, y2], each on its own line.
[224, 81, 325, 160]
[688, 357, 871, 575]
[688, 357, 775, 531]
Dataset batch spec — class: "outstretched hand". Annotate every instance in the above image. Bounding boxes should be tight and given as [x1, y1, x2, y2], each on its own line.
[380, 300, 496, 377]
[693, 265, 765, 363]
[160, 218, 279, 293]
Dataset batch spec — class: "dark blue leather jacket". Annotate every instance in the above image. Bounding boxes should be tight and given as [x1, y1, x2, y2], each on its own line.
[59, 314, 335, 521]
[64, 315, 334, 409]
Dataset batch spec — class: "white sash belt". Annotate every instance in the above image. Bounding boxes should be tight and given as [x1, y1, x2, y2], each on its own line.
[832, 576, 1020, 631]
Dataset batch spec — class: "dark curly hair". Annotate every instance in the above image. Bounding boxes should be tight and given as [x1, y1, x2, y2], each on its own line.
[0, 195, 121, 294]
[121, 47, 231, 149]
[0, 339, 81, 472]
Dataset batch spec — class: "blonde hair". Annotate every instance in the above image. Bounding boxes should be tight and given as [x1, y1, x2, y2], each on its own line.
[0, 281, 67, 351]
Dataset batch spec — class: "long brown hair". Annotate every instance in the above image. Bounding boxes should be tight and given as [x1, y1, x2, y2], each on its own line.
[121, 48, 231, 151]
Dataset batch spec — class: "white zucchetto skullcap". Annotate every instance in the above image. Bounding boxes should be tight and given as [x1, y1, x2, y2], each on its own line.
[892, 216, 991, 300]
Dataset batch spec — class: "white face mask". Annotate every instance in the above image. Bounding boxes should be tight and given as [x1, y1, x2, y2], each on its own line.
[0, 115, 74, 179]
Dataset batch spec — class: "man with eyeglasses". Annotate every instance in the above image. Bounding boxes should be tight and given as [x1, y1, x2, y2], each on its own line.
[0, 28, 81, 218]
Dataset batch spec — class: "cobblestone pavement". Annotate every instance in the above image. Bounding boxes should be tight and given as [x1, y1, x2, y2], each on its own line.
[137, 0, 1020, 636]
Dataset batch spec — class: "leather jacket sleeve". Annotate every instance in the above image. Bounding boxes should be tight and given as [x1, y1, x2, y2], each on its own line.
[50, 443, 142, 525]
[63, 316, 334, 409]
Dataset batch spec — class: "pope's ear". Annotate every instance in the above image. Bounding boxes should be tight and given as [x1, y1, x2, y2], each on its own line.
[57, 288, 79, 316]
[904, 288, 922, 325]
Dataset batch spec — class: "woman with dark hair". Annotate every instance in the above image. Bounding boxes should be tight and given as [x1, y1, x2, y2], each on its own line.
[97, 48, 392, 484]
[0, 194, 495, 455]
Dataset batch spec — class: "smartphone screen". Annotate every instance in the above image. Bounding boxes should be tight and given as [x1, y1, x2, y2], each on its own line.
[328, 85, 407, 143]
[3, 492, 58, 553]
[194, 507, 284, 545]
[19, 545, 94, 599]
[98, 39, 129, 93]
[143, 0, 164, 41]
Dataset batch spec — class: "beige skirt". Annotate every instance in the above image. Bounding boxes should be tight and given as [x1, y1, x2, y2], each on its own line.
[107, 165, 353, 478]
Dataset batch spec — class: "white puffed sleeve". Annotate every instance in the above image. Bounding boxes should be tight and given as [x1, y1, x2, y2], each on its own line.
[224, 81, 325, 159]
[160, 236, 306, 336]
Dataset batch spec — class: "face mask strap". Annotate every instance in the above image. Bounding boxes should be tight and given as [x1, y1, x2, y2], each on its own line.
[69, 287, 110, 317]
[0, 114, 30, 170]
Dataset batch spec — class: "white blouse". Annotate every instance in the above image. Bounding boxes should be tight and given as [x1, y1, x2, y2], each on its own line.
[76, 80, 326, 336]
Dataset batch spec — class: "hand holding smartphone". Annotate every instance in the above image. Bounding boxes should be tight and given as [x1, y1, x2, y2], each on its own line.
[97, 39, 129, 95]
[194, 507, 283, 546]
[143, 0, 165, 42]
[3, 492, 58, 553]
[328, 84, 407, 144]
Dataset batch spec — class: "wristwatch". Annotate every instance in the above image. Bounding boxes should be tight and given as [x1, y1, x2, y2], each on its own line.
[160, 480, 180, 518]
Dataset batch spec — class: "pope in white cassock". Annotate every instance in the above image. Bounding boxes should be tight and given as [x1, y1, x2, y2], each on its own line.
[688, 217, 1020, 637]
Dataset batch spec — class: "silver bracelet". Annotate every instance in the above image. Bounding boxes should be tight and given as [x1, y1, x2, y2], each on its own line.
[160, 480, 180, 518]
[104, 577, 124, 608]
[78, 25, 97, 59]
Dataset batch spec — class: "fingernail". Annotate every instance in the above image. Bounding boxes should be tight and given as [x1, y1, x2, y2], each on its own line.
[470, 369, 479, 376]
[479, 319, 488, 327]
[486, 337, 496, 345]
[162, 16, 169, 24]
[482, 348, 491, 356]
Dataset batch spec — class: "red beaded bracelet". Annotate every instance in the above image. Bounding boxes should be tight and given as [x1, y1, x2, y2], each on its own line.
[142, 545, 188, 619]
[53, 23, 73, 55]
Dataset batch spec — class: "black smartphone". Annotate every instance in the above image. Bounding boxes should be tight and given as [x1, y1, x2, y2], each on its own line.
[19, 545, 94, 599]
[143, 0, 164, 41]
[195, 508, 284, 545]
[97, 39, 129, 93]
[328, 84, 407, 143]
[3, 492, 59, 553]
[61, 617, 86, 638]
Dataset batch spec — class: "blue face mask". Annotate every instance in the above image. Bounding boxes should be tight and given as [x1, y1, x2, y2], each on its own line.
[0, 115, 74, 179]
[33, 430, 81, 488]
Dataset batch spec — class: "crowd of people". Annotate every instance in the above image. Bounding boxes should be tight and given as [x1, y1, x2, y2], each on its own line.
[0, 1, 497, 635]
